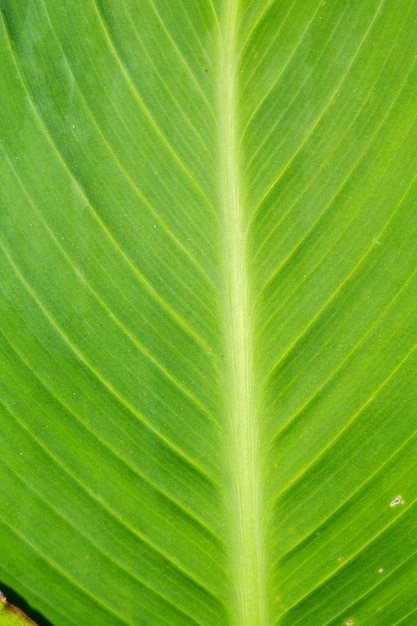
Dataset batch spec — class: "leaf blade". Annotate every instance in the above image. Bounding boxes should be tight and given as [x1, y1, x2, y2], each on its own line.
[1, 2, 417, 625]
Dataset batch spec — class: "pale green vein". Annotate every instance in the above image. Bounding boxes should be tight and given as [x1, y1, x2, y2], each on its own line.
[206, 0, 221, 32]
[176, 0, 221, 63]
[267, 340, 417, 516]
[1, 246, 221, 482]
[36, 2, 220, 260]
[243, 7, 348, 208]
[263, 270, 417, 448]
[244, 1, 367, 193]
[1, 457, 218, 624]
[0, 393, 228, 610]
[220, 2, 267, 624]
[268, 307, 417, 490]
[262, 246, 417, 428]
[146, 0, 218, 124]
[260, 151, 417, 384]
[392, 597, 417, 625]
[88, 0, 219, 214]
[0, 14, 220, 324]
[237, 0, 296, 71]
[0, 575, 76, 626]
[284, 501, 417, 624]
[0, 175, 223, 431]
[239, 0, 324, 138]
[42, 3, 220, 280]
[273, 432, 417, 576]
[1, 2, 417, 625]
[250, 0, 385, 218]
[251, 23, 417, 277]
[0, 333, 228, 555]
[321, 549, 417, 625]
[394, 609, 417, 625]
[0, 137, 217, 369]
[107, 0, 219, 171]
[0, 518, 198, 626]
[0, 520, 132, 626]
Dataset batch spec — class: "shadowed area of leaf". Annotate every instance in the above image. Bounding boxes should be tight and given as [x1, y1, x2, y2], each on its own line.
[0, 586, 52, 626]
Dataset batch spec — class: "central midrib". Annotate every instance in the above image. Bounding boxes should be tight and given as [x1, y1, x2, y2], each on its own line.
[220, 3, 267, 625]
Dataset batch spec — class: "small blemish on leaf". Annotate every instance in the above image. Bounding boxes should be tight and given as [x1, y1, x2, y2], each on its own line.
[346, 620, 354, 625]
[378, 567, 384, 573]
[390, 495, 401, 507]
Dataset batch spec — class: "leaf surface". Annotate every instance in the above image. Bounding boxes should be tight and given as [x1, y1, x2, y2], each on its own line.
[1, 1, 417, 625]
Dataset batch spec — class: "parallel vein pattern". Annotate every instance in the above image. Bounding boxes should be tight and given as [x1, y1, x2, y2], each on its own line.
[1, 1, 417, 626]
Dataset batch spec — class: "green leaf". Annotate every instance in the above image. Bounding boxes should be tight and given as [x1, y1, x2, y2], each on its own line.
[1, 1, 417, 624]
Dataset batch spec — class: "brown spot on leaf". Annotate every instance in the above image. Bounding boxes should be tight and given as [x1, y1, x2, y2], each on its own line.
[0, 591, 38, 624]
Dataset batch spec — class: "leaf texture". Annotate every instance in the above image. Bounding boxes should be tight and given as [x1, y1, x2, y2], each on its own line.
[1, 1, 417, 625]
